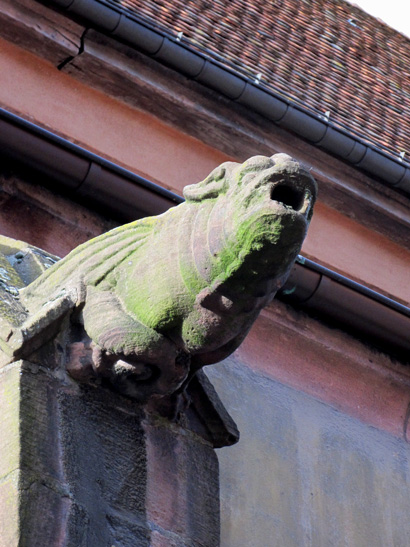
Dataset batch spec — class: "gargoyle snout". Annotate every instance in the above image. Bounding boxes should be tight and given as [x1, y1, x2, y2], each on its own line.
[267, 154, 317, 218]
[269, 175, 316, 218]
[270, 184, 305, 211]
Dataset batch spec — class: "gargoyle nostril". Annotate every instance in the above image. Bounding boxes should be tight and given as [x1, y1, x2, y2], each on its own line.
[270, 184, 305, 211]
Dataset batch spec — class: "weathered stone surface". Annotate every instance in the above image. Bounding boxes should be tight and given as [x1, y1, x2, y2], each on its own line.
[0, 231, 240, 440]
[0, 238, 236, 545]
[0, 154, 316, 545]
[0, 470, 19, 547]
[0, 358, 222, 546]
[1, 154, 316, 401]
[0, 236, 59, 361]
[0, 360, 71, 547]
[58, 380, 149, 546]
[144, 416, 220, 546]
[0, 363, 20, 547]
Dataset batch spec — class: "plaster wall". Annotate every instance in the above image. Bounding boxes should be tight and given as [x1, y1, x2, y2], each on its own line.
[205, 299, 410, 545]
[303, 202, 410, 304]
[0, 37, 230, 193]
[207, 352, 410, 547]
[240, 303, 410, 440]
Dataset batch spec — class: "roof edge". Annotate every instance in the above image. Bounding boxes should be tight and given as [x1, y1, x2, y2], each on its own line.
[41, 0, 410, 195]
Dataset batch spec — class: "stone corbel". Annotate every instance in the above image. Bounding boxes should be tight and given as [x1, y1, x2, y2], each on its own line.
[0, 153, 316, 403]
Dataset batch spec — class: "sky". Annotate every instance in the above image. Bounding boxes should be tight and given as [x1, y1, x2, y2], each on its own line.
[346, 0, 410, 38]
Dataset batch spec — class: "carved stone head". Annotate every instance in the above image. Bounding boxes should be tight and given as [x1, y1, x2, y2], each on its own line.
[183, 153, 316, 302]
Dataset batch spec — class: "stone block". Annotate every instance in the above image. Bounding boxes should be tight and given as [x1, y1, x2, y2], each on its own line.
[0, 470, 19, 547]
[145, 418, 220, 546]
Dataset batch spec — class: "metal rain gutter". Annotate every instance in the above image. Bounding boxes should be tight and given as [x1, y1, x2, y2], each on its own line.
[0, 107, 409, 360]
[0, 107, 182, 220]
[42, 0, 410, 195]
[280, 257, 410, 358]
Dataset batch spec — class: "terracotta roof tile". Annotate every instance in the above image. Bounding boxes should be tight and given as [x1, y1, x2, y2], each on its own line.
[107, 0, 410, 158]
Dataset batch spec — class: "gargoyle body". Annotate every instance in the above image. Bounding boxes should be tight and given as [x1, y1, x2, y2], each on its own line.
[12, 153, 317, 400]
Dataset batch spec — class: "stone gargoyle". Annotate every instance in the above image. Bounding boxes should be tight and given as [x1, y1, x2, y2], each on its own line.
[0, 153, 317, 401]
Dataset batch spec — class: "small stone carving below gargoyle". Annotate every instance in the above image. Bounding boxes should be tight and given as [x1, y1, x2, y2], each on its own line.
[0, 153, 317, 401]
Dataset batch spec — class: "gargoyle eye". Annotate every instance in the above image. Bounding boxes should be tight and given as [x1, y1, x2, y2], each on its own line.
[270, 184, 306, 211]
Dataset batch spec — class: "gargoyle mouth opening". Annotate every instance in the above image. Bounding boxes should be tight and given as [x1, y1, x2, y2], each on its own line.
[270, 184, 306, 212]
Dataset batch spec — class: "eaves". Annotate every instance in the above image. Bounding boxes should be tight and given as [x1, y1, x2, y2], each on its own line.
[38, 0, 410, 195]
[1, 0, 409, 250]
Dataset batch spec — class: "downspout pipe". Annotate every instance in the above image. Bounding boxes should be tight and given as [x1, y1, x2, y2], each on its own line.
[0, 108, 409, 360]
[40, 0, 410, 195]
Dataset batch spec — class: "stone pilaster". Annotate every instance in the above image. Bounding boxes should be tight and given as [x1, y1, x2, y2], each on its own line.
[0, 358, 226, 546]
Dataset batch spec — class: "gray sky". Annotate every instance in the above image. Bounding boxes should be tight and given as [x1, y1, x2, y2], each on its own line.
[346, 0, 410, 38]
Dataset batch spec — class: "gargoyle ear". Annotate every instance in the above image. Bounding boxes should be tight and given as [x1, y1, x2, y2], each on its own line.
[183, 162, 236, 202]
